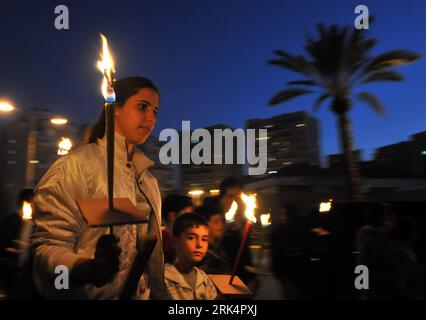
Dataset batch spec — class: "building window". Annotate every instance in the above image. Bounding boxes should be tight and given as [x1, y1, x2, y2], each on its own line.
[7, 160, 16, 165]
[5, 183, 15, 187]
[7, 150, 16, 154]
[8, 139, 17, 143]
[296, 123, 306, 127]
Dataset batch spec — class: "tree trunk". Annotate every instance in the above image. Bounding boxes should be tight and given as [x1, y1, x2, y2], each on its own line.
[337, 113, 362, 201]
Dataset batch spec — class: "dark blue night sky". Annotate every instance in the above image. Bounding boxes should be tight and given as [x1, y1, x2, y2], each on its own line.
[1, 0, 425, 163]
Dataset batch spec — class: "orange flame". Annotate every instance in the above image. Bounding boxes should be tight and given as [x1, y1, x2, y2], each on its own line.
[97, 34, 116, 102]
[260, 213, 271, 226]
[241, 192, 257, 223]
[225, 201, 238, 222]
[22, 201, 32, 220]
[224, 193, 257, 223]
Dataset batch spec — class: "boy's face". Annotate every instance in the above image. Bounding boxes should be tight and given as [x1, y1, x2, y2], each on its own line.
[176, 225, 209, 264]
[208, 214, 224, 241]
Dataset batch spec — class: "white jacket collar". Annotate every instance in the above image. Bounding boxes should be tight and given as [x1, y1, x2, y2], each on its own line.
[165, 264, 207, 290]
[97, 131, 155, 175]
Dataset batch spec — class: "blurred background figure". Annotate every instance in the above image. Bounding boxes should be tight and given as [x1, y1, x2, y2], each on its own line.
[270, 205, 315, 299]
[197, 199, 228, 275]
[218, 177, 243, 215]
[356, 204, 424, 299]
[162, 194, 193, 264]
[0, 188, 34, 298]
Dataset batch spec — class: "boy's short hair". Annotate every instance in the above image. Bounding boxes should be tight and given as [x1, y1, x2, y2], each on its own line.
[173, 212, 209, 238]
[197, 201, 223, 221]
[162, 194, 193, 222]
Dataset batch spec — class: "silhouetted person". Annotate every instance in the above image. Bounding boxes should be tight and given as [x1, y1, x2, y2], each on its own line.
[271, 205, 314, 299]
[0, 188, 34, 297]
[356, 205, 423, 299]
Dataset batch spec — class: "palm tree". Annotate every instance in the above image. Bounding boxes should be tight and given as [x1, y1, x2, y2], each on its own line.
[268, 23, 420, 201]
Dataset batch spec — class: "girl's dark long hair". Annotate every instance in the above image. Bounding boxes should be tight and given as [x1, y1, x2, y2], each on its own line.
[85, 76, 159, 144]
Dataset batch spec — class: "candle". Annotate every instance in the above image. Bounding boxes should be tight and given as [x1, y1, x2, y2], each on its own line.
[97, 34, 116, 234]
[228, 193, 257, 285]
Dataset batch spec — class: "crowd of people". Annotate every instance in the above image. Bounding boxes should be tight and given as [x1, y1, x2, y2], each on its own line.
[0, 76, 424, 300]
[270, 202, 426, 299]
[0, 177, 259, 300]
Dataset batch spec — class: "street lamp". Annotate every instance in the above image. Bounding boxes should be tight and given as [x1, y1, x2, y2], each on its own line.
[1, 100, 71, 187]
[50, 117, 68, 125]
[0, 100, 15, 113]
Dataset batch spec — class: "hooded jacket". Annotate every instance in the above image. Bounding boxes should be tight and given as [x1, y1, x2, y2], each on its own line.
[32, 132, 166, 299]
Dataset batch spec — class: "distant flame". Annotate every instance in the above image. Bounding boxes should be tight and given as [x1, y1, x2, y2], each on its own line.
[225, 201, 238, 222]
[22, 201, 32, 220]
[260, 213, 271, 226]
[58, 137, 72, 155]
[319, 199, 333, 213]
[97, 34, 116, 102]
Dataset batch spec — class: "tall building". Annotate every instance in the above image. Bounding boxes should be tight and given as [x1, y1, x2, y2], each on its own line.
[246, 111, 320, 173]
[328, 150, 362, 173]
[0, 108, 83, 213]
[374, 131, 426, 177]
[178, 124, 244, 201]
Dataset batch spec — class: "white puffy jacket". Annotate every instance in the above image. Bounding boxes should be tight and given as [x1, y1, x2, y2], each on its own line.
[32, 131, 166, 299]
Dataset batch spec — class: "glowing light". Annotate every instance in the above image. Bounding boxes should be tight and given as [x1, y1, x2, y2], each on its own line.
[188, 190, 204, 196]
[0, 100, 15, 112]
[260, 213, 271, 226]
[319, 199, 333, 213]
[97, 34, 116, 102]
[22, 201, 32, 220]
[209, 189, 220, 195]
[225, 201, 238, 222]
[241, 192, 257, 223]
[50, 118, 68, 125]
[57, 137, 72, 155]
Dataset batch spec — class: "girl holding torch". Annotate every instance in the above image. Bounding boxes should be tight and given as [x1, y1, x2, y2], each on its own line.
[32, 77, 166, 299]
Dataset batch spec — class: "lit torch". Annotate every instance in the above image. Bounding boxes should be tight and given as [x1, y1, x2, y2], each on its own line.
[229, 192, 257, 285]
[97, 33, 116, 234]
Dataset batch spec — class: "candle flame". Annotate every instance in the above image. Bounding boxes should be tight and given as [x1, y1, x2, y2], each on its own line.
[22, 201, 32, 220]
[319, 199, 333, 213]
[260, 213, 271, 226]
[97, 34, 116, 102]
[225, 201, 238, 222]
[57, 137, 72, 155]
[241, 192, 257, 223]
